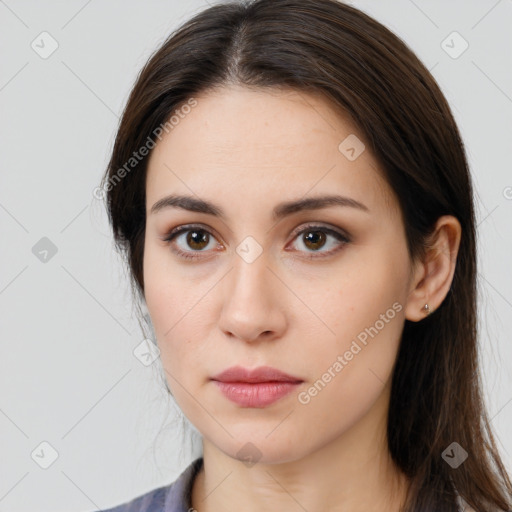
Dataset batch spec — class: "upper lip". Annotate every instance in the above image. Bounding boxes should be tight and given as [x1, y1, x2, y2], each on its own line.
[211, 365, 303, 383]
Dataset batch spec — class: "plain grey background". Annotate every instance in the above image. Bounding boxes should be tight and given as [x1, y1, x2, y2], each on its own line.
[1, 1, 511, 510]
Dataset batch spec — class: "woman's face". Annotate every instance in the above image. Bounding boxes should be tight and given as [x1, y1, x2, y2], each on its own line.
[143, 85, 415, 464]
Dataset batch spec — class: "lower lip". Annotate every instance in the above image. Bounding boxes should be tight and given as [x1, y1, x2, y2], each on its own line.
[212, 381, 302, 407]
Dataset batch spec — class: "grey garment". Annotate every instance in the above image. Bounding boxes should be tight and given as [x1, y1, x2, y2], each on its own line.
[99, 457, 204, 512]
[98, 457, 477, 511]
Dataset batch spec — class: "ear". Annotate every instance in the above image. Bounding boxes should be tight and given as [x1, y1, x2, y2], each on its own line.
[405, 215, 462, 322]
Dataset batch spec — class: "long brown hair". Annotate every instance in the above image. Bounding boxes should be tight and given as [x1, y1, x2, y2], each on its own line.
[100, 0, 512, 509]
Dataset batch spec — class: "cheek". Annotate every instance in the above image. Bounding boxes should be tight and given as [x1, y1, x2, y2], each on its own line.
[294, 294, 404, 441]
[143, 248, 216, 393]
[298, 248, 408, 394]
[294, 261, 405, 352]
[144, 239, 192, 330]
[143, 246, 188, 358]
[145, 285, 197, 369]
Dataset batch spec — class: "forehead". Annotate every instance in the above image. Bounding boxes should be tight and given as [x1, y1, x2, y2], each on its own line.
[145, 85, 399, 221]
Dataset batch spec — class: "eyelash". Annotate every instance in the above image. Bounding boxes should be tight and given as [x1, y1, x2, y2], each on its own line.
[161, 223, 351, 261]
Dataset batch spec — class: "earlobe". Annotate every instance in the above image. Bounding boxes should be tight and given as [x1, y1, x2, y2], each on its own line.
[404, 215, 461, 322]
[422, 303, 433, 316]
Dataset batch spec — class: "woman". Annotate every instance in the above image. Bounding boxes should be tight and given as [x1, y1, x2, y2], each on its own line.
[99, 0, 512, 510]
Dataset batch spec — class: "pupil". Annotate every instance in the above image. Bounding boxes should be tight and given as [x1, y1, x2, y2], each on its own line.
[304, 231, 326, 250]
[187, 230, 209, 250]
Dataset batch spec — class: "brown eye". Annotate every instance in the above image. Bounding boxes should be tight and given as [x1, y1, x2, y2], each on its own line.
[303, 230, 327, 251]
[185, 229, 210, 250]
[288, 224, 350, 259]
[162, 225, 221, 260]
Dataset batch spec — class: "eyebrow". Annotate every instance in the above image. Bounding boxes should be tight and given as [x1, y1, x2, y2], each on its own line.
[149, 193, 370, 220]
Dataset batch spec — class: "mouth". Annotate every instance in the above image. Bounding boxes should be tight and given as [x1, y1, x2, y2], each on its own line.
[210, 365, 304, 408]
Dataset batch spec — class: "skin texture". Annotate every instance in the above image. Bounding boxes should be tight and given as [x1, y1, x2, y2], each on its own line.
[143, 85, 461, 512]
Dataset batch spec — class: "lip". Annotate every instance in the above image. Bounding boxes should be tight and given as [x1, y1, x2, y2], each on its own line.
[210, 365, 303, 408]
[211, 365, 303, 384]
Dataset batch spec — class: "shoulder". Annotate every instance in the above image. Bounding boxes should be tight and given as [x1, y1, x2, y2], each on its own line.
[99, 457, 204, 512]
[100, 485, 168, 512]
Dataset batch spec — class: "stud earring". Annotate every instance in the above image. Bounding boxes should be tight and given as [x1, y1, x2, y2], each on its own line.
[423, 303, 432, 316]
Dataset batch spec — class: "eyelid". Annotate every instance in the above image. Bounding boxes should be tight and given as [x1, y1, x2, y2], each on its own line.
[288, 222, 351, 244]
[161, 223, 224, 245]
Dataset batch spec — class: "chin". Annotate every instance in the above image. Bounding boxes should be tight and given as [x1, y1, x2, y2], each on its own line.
[212, 427, 312, 466]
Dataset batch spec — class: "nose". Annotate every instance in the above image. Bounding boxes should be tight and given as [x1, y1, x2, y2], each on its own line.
[218, 250, 287, 344]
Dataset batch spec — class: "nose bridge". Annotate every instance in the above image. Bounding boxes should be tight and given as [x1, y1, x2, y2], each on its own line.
[218, 243, 286, 341]
[227, 244, 274, 306]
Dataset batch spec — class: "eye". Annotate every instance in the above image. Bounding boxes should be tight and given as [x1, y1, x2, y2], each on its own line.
[287, 224, 350, 259]
[162, 225, 223, 261]
[161, 223, 350, 261]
